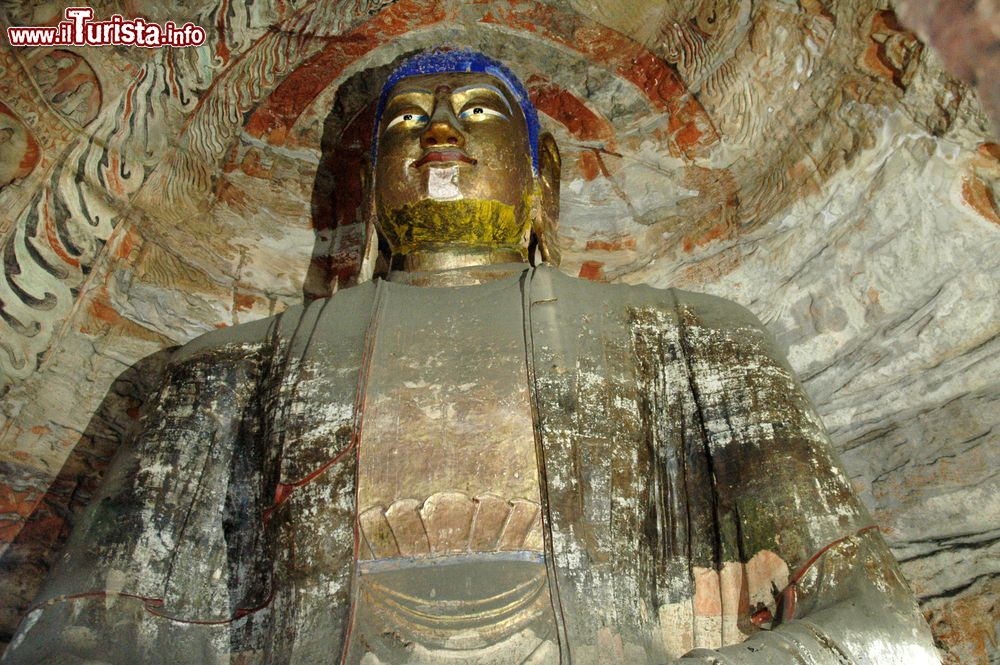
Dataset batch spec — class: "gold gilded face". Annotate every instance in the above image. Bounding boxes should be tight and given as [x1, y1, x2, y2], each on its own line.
[373, 72, 535, 256]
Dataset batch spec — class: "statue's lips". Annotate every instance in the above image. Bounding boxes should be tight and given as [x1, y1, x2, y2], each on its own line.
[411, 150, 477, 169]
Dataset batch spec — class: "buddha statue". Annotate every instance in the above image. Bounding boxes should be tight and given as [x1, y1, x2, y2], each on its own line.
[4, 50, 939, 665]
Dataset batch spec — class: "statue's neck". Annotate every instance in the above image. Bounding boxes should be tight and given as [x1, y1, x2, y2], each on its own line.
[386, 247, 529, 287]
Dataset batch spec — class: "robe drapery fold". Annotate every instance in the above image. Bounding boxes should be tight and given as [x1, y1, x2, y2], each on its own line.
[4, 267, 937, 664]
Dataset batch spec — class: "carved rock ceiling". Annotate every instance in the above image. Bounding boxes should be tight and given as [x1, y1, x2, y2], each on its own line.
[0, 0, 997, 660]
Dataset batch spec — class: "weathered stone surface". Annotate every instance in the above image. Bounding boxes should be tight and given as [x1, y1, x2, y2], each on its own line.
[894, 0, 1000, 137]
[0, 0, 997, 660]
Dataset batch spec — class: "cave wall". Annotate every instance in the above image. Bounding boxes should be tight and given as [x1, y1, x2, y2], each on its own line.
[0, 0, 998, 661]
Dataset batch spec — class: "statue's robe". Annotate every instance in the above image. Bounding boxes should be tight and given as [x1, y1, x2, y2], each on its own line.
[4, 266, 938, 664]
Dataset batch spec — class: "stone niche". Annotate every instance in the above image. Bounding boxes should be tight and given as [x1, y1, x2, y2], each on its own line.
[0, 0, 997, 662]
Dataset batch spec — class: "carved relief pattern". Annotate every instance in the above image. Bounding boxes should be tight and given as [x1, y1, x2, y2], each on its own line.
[359, 492, 543, 560]
[0, 102, 39, 189]
[0, 1, 393, 391]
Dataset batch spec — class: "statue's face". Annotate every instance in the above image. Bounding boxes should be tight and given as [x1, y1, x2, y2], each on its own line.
[373, 71, 535, 255]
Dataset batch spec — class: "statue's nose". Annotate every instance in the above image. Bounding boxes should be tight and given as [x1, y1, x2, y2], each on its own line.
[421, 116, 465, 149]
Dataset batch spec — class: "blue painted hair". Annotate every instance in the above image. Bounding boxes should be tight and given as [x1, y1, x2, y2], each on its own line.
[372, 49, 541, 173]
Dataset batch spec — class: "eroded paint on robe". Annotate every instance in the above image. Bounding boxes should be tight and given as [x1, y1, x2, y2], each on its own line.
[4, 266, 938, 664]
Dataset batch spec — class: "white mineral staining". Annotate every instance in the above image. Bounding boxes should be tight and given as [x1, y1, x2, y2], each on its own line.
[841, 635, 940, 665]
[7, 610, 40, 652]
[427, 165, 463, 201]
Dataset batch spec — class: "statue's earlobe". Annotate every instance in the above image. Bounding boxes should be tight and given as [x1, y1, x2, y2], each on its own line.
[360, 155, 372, 205]
[358, 156, 388, 281]
[534, 132, 561, 265]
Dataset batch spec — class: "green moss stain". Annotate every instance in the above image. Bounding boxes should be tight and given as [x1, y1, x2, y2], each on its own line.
[378, 197, 530, 255]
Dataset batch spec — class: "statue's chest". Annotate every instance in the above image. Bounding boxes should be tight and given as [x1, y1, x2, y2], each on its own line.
[356, 281, 544, 559]
[348, 281, 555, 663]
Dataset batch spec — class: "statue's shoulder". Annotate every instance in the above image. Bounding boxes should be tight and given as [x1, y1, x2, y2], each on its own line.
[669, 287, 790, 370]
[536, 265, 765, 333]
[668, 287, 766, 333]
[170, 310, 290, 366]
[171, 281, 380, 366]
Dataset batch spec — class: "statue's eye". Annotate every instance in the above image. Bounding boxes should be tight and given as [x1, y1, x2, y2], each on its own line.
[386, 112, 428, 130]
[459, 106, 505, 121]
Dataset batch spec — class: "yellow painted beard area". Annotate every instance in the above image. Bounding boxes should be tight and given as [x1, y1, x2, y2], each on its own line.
[378, 197, 531, 256]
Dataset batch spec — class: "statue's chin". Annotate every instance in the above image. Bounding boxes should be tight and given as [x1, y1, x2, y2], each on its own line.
[378, 198, 529, 256]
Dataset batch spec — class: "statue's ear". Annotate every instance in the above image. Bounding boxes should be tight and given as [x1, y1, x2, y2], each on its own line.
[359, 154, 373, 213]
[357, 155, 388, 281]
[534, 132, 561, 265]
